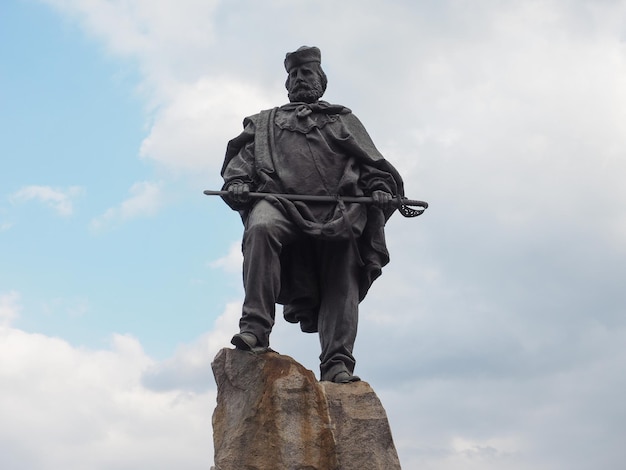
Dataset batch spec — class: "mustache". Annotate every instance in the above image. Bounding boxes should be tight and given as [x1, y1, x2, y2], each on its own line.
[291, 80, 312, 90]
[287, 78, 324, 102]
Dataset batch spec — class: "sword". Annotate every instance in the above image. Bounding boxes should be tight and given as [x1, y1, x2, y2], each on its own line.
[203, 190, 428, 218]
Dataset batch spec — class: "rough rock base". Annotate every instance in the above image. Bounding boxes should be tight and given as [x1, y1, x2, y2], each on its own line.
[211, 348, 401, 470]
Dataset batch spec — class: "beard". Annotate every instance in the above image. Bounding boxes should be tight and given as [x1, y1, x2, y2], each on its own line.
[288, 78, 325, 103]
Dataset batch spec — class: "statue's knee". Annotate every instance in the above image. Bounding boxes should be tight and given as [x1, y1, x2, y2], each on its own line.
[245, 219, 279, 242]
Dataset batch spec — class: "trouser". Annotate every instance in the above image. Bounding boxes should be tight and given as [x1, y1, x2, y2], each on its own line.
[240, 199, 360, 381]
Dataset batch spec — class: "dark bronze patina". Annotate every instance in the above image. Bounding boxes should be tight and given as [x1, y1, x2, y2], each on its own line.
[210, 46, 426, 383]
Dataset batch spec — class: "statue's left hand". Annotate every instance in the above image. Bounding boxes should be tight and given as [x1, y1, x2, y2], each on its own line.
[371, 190, 393, 210]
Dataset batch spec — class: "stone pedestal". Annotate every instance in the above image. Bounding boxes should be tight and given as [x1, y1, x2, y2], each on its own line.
[211, 348, 401, 470]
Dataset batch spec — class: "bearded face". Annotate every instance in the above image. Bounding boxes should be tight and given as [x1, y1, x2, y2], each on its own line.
[286, 64, 327, 103]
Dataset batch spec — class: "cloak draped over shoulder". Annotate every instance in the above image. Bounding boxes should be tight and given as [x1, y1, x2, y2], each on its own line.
[221, 101, 404, 332]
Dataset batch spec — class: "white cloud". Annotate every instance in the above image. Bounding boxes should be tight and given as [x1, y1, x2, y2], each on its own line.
[90, 181, 163, 230]
[42, 0, 280, 178]
[10, 185, 83, 216]
[209, 241, 243, 274]
[30, 1, 626, 469]
[373, 327, 626, 470]
[139, 77, 279, 175]
[2, 289, 624, 470]
[142, 301, 241, 392]
[0, 318, 216, 469]
[0, 291, 20, 326]
[41, 0, 219, 76]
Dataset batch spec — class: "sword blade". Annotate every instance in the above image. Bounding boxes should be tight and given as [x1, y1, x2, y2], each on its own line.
[203, 189, 428, 217]
[204, 190, 426, 206]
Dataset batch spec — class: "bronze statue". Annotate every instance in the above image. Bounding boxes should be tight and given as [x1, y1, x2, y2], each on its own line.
[218, 46, 409, 383]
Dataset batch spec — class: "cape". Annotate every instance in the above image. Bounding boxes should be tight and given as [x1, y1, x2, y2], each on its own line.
[221, 101, 405, 332]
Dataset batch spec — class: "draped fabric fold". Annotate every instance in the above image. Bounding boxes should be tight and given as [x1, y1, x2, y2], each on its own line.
[221, 101, 404, 332]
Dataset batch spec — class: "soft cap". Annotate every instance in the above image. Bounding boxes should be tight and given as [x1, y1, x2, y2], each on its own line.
[284, 46, 321, 72]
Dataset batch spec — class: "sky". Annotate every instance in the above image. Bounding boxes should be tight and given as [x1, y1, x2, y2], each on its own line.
[1, 0, 626, 468]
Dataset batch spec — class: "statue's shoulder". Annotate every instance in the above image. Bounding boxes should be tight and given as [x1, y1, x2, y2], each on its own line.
[227, 110, 275, 153]
[242, 108, 278, 129]
[242, 113, 260, 128]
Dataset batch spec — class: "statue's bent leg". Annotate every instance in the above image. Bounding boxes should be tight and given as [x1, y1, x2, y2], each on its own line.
[239, 200, 299, 348]
[316, 239, 360, 382]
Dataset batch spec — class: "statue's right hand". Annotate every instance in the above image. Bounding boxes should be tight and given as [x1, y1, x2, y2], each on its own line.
[227, 183, 250, 203]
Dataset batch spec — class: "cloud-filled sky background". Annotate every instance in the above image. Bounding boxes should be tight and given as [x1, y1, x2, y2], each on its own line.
[2, 0, 626, 468]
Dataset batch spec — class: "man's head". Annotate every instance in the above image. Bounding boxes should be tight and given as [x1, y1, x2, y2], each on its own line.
[284, 46, 328, 103]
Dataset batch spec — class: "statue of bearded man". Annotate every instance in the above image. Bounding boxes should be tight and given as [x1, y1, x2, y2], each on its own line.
[220, 46, 404, 383]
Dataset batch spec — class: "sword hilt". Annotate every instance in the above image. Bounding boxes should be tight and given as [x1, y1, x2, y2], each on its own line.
[396, 197, 428, 217]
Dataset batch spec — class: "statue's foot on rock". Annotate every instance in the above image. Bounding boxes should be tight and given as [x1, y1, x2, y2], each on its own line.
[332, 371, 361, 383]
[231, 332, 269, 353]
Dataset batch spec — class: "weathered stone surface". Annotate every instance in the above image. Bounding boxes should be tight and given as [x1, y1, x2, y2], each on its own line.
[211, 348, 338, 470]
[211, 348, 401, 470]
[322, 382, 402, 469]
